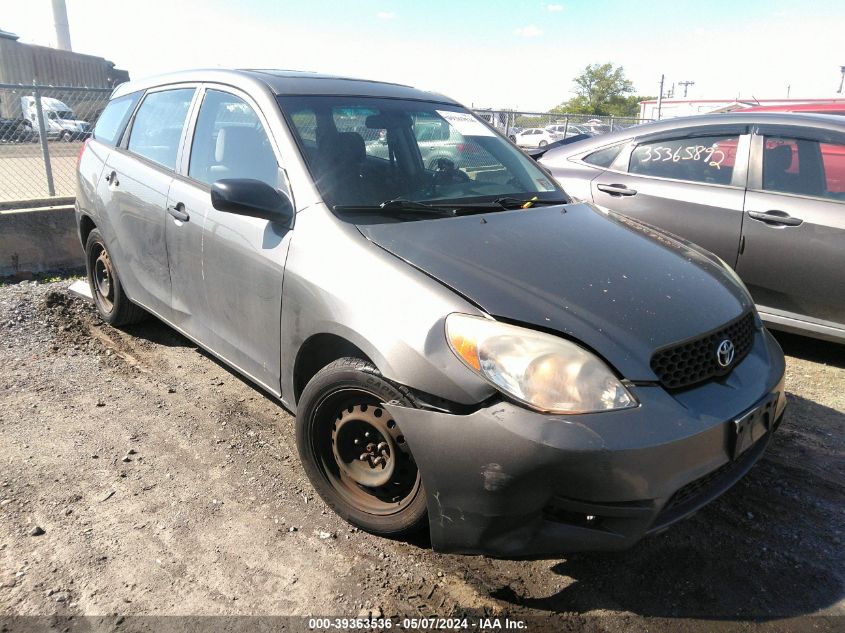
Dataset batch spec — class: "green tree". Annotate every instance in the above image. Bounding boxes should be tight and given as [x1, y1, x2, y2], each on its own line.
[552, 63, 651, 117]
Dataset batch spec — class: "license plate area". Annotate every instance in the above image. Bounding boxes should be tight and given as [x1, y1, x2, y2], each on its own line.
[730, 394, 778, 459]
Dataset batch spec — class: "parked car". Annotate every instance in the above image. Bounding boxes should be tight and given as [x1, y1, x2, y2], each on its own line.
[545, 123, 593, 138]
[514, 127, 560, 147]
[540, 112, 845, 343]
[367, 117, 499, 173]
[75, 70, 785, 557]
[0, 117, 31, 143]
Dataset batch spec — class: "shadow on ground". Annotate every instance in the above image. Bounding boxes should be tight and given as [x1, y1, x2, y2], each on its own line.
[772, 331, 845, 369]
[490, 393, 844, 621]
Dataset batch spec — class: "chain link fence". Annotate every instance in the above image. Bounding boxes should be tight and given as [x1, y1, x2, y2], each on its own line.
[472, 109, 652, 144]
[0, 83, 111, 203]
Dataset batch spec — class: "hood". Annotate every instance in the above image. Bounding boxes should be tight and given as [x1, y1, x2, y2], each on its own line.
[358, 203, 753, 381]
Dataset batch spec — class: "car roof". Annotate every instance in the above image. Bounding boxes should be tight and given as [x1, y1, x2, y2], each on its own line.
[545, 112, 845, 156]
[110, 68, 459, 104]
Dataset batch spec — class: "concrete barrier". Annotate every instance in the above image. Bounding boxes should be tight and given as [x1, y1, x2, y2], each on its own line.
[0, 202, 83, 277]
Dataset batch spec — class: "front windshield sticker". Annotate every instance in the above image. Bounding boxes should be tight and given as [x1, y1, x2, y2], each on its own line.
[435, 110, 496, 137]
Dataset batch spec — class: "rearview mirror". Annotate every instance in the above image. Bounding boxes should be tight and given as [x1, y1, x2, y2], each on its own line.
[210, 179, 293, 224]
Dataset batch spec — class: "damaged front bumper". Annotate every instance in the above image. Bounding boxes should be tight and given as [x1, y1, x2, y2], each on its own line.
[387, 328, 786, 557]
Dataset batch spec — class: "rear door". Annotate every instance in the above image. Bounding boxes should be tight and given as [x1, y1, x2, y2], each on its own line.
[591, 126, 750, 265]
[737, 126, 845, 333]
[100, 85, 197, 316]
[166, 85, 292, 393]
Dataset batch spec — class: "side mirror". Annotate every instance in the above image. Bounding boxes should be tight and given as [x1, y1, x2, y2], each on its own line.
[210, 179, 293, 224]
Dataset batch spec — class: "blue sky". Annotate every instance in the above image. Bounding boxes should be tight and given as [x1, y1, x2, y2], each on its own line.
[4, 0, 845, 110]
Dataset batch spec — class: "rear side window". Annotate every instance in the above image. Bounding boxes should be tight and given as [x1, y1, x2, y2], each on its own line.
[763, 137, 845, 201]
[127, 88, 195, 170]
[629, 135, 739, 185]
[583, 144, 623, 168]
[92, 92, 141, 147]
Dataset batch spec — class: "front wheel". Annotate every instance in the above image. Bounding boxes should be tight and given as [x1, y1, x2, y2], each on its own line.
[296, 357, 427, 536]
[539, 139, 548, 147]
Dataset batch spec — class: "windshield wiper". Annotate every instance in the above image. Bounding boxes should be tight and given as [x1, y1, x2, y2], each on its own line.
[333, 199, 457, 217]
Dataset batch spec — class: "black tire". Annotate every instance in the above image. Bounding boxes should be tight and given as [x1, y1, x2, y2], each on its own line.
[539, 139, 548, 147]
[85, 228, 146, 326]
[296, 357, 428, 536]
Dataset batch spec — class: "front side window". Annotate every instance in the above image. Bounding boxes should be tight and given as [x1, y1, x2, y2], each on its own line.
[280, 96, 560, 209]
[762, 137, 845, 201]
[188, 89, 278, 187]
[629, 135, 740, 185]
[93, 92, 141, 147]
[127, 88, 195, 170]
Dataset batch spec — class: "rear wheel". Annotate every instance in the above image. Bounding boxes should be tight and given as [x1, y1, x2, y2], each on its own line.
[85, 229, 146, 326]
[539, 139, 548, 147]
[296, 357, 427, 536]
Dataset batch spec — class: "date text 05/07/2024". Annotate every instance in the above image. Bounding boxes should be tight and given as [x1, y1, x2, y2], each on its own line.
[307, 617, 528, 630]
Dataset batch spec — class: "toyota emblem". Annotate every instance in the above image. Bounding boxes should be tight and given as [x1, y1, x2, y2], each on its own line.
[716, 339, 735, 368]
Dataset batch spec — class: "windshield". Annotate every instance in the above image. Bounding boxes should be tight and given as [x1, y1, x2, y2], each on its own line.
[277, 96, 562, 209]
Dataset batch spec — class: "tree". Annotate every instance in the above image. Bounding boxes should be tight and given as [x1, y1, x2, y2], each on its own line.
[552, 63, 651, 117]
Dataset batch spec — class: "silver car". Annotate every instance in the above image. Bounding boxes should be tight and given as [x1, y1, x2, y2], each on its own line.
[540, 113, 845, 343]
[75, 70, 785, 556]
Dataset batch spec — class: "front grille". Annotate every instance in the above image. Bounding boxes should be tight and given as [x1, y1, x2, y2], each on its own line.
[650, 311, 755, 390]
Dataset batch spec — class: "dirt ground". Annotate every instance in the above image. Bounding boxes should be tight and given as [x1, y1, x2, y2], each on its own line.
[1, 278, 843, 632]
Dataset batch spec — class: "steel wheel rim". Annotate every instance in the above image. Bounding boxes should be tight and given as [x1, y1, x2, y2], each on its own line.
[92, 244, 114, 312]
[315, 390, 420, 516]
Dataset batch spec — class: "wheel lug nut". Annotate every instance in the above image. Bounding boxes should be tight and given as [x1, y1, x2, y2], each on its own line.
[359, 453, 369, 461]
[377, 442, 388, 452]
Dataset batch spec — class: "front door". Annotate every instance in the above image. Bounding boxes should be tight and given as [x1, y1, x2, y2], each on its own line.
[166, 86, 293, 393]
[592, 130, 749, 265]
[738, 130, 845, 333]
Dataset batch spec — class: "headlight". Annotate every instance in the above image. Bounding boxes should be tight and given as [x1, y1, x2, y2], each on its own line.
[446, 313, 636, 414]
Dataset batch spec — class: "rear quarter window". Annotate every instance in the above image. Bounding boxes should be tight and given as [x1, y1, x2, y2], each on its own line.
[583, 144, 623, 168]
[92, 91, 142, 147]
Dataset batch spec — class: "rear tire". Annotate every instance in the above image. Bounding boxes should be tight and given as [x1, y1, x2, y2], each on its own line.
[296, 357, 428, 536]
[85, 228, 146, 326]
[539, 139, 548, 147]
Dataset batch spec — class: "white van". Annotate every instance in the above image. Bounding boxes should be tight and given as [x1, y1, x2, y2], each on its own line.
[20, 96, 90, 141]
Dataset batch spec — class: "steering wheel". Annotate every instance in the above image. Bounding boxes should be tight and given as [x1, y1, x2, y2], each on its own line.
[431, 158, 470, 185]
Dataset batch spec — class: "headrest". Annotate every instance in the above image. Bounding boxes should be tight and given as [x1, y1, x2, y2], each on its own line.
[215, 126, 263, 163]
[765, 144, 793, 173]
[335, 132, 366, 163]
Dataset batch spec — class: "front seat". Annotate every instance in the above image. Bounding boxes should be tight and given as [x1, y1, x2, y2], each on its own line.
[314, 132, 369, 204]
[763, 144, 800, 194]
[209, 126, 278, 186]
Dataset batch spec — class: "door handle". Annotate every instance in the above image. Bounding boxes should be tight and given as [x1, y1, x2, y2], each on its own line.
[596, 183, 637, 197]
[747, 210, 803, 227]
[167, 204, 190, 222]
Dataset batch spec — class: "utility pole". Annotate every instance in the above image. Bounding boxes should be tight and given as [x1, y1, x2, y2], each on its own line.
[838, 66, 845, 94]
[657, 74, 665, 120]
[679, 80, 695, 98]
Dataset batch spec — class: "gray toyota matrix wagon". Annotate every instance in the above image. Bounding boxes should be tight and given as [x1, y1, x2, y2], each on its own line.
[75, 69, 786, 556]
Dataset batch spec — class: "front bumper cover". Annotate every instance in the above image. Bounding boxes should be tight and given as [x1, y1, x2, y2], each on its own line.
[387, 328, 786, 557]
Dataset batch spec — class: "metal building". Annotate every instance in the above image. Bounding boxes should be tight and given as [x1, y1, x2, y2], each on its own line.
[0, 28, 129, 117]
